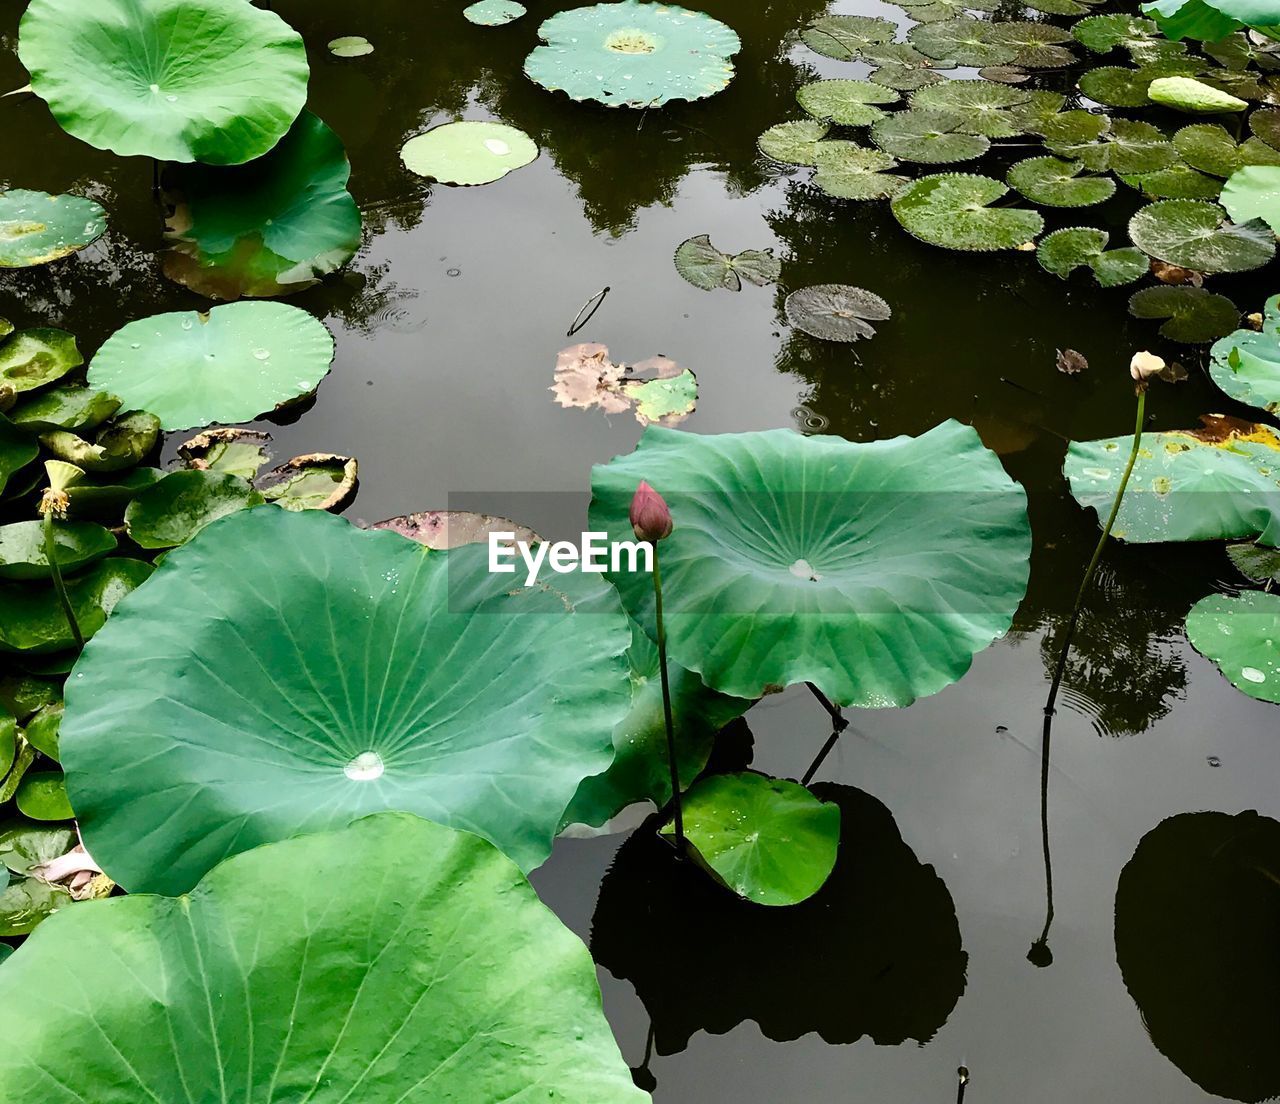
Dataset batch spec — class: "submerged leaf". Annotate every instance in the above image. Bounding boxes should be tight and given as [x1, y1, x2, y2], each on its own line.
[1057, 348, 1089, 374]
[401, 121, 538, 186]
[673, 234, 780, 292]
[892, 173, 1044, 252]
[0, 190, 106, 268]
[1129, 285, 1240, 342]
[784, 284, 892, 342]
[1129, 199, 1275, 273]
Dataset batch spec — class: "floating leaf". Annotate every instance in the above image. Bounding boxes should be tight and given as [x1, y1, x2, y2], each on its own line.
[162, 111, 362, 300]
[87, 303, 335, 431]
[979, 64, 1030, 83]
[896, 0, 999, 22]
[41, 411, 160, 474]
[870, 62, 947, 91]
[1037, 227, 1148, 286]
[757, 120, 829, 166]
[10, 387, 120, 433]
[1186, 592, 1280, 701]
[1007, 157, 1115, 207]
[1221, 164, 1280, 231]
[327, 35, 374, 56]
[1058, 348, 1089, 374]
[1149, 75, 1248, 112]
[1208, 292, 1280, 412]
[257, 453, 358, 512]
[801, 15, 897, 60]
[14, 773, 72, 821]
[401, 121, 538, 185]
[0, 329, 81, 395]
[1043, 113, 1176, 173]
[0, 415, 38, 497]
[1079, 66, 1158, 107]
[784, 284, 892, 342]
[660, 773, 840, 906]
[24, 702, 61, 761]
[1129, 285, 1240, 342]
[813, 141, 907, 200]
[0, 876, 70, 937]
[124, 471, 265, 549]
[17, 0, 308, 164]
[0, 521, 116, 581]
[1129, 198, 1275, 273]
[64, 467, 163, 519]
[0, 190, 105, 268]
[910, 80, 1032, 137]
[0, 814, 646, 1101]
[1228, 541, 1280, 581]
[871, 110, 990, 164]
[370, 511, 541, 550]
[1007, 90, 1068, 133]
[1119, 163, 1224, 199]
[61, 509, 633, 892]
[464, 0, 527, 24]
[1174, 122, 1280, 177]
[1073, 14, 1165, 54]
[524, 1, 740, 108]
[588, 423, 1030, 706]
[1065, 415, 1280, 545]
[1026, 0, 1091, 14]
[0, 558, 152, 654]
[989, 21, 1075, 68]
[797, 79, 898, 126]
[1251, 107, 1280, 151]
[892, 173, 1044, 252]
[551, 343, 697, 426]
[909, 19, 1018, 67]
[673, 234, 780, 292]
[177, 428, 272, 481]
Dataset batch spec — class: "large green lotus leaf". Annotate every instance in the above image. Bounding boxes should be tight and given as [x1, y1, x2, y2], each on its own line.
[910, 80, 1030, 138]
[562, 621, 748, 831]
[1065, 415, 1280, 545]
[757, 120, 829, 166]
[1221, 164, 1280, 230]
[1185, 591, 1280, 700]
[673, 234, 780, 292]
[587, 423, 1029, 707]
[1174, 122, 1280, 177]
[162, 111, 362, 300]
[797, 79, 898, 126]
[0, 329, 81, 395]
[1116, 811, 1280, 1103]
[1149, 75, 1248, 111]
[41, 410, 160, 474]
[988, 21, 1076, 67]
[0, 520, 116, 581]
[892, 173, 1043, 252]
[1129, 199, 1275, 273]
[801, 15, 896, 60]
[124, 471, 265, 549]
[10, 386, 120, 433]
[0, 813, 647, 1103]
[62, 508, 633, 893]
[1210, 292, 1280, 412]
[0, 558, 152, 653]
[1036, 227, 1148, 286]
[524, 1, 740, 108]
[87, 303, 335, 431]
[909, 18, 1018, 67]
[660, 772, 840, 906]
[401, 121, 539, 186]
[871, 110, 990, 164]
[0, 190, 106, 268]
[0, 414, 38, 497]
[1007, 157, 1115, 207]
[812, 142, 907, 200]
[17, 0, 308, 164]
[1119, 163, 1224, 199]
[1143, 0, 1275, 41]
[1129, 284, 1239, 342]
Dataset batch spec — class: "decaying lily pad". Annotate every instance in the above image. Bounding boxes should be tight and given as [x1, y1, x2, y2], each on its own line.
[1221, 165, 1280, 232]
[0, 190, 106, 268]
[1186, 591, 1280, 702]
[1037, 227, 1148, 286]
[757, 120, 829, 166]
[370, 511, 542, 549]
[257, 453, 358, 512]
[464, 0, 527, 25]
[177, 428, 272, 480]
[1209, 292, 1280, 413]
[401, 121, 538, 186]
[1129, 285, 1240, 342]
[1129, 199, 1275, 274]
[784, 285, 892, 342]
[673, 234, 780, 292]
[813, 142, 907, 200]
[0, 329, 81, 395]
[124, 471, 264, 550]
[41, 410, 160, 474]
[551, 343, 697, 426]
[524, 1, 740, 108]
[892, 173, 1044, 252]
[1008, 157, 1116, 207]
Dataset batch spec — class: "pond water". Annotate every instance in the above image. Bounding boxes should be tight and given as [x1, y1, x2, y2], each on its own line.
[2, 1, 1276, 1101]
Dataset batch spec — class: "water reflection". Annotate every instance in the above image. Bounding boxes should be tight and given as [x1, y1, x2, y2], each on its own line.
[1115, 810, 1280, 1104]
[591, 782, 967, 1057]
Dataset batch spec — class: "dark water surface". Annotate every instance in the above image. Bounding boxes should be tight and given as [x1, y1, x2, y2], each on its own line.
[3, 1, 1278, 1101]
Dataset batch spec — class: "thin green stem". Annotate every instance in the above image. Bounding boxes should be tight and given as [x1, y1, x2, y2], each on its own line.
[652, 545, 685, 853]
[44, 510, 84, 651]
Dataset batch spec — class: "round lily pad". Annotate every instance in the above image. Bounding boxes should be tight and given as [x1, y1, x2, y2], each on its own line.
[801, 15, 896, 60]
[0, 190, 106, 268]
[0, 329, 82, 395]
[18, 0, 309, 164]
[784, 285, 892, 342]
[1149, 75, 1248, 112]
[871, 110, 990, 164]
[813, 142, 906, 200]
[989, 21, 1076, 68]
[1119, 164, 1224, 200]
[327, 36, 374, 57]
[1129, 199, 1275, 274]
[659, 773, 841, 907]
[757, 120, 829, 166]
[588, 422, 1030, 706]
[798, 79, 898, 126]
[1037, 227, 1148, 286]
[464, 0, 527, 24]
[524, 1, 740, 108]
[870, 62, 947, 92]
[892, 173, 1044, 252]
[0, 520, 116, 581]
[1129, 285, 1239, 343]
[1186, 591, 1280, 702]
[87, 302, 335, 431]
[897, 0, 1000, 21]
[1072, 13, 1162, 53]
[61, 508, 633, 893]
[1174, 123, 1280, 178]
[1221, 165, 1280, 232]
[1209, 293, 1280, 413]
[674, 234, 779, 292]
[909, 19, 1017, 67]
[401, 120, 538, 185]
[0, 558, 152, 654]
[14, 772, 72, 821]
[1007, 157, 1116, 207]
[162, 111, 362, 300]
[124, 471, 265, 549]
[0, 814, 647, 1103]
[1079, 66, 1156, 107]
[910, 80, 1031, 138]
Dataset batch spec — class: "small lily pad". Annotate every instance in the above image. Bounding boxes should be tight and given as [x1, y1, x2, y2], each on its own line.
[0, 190, 106, 268]
[797, 79, 898, 126]
[892, 173, 1044, 251]
[0, 521, 117, 581]
[801, 15, 897, 60]
[911, 79, 1032, 138]
[909, 18, 1018, 67]
[1149, 75, 1248, 112]
[784, 285, 891, 343]
[1221, 165, 1280, 232]
[401, 121, 538, 186]
[813, 142, 907, 200]
[10, 387, 120, 433]
[1228, 542, 1280, 582]
[0, 558, 152, 654]
[124, 471, 265, 549]
[464, 0, 526, 24]
[659, 773, 841, 907]
[258, 453, 358, 512]
[1174, 123, 1280, 177]
[757, 120, 829, 166]
[41, 411, 160, 474]
[1037, 228, 1149, 286]
[1129, 284, 1240, 342]
[1129, 199, 1275, 273]
[0, 329, 81, 395]
[673, 234, 780, 292]
[989, 21, 1076, 68]
[1209, 292, 1280, 413]
[979, 64, 1030, 83]
[1079, 66, 1157, 107]
[14, 773, 72, 822]
[1008, 157, 1116, 207]
[871, 110, 990, 164]
[1186, 591, 1280, 702]
[327, 36, 374, 56]
[1073, 14, 1164, 54]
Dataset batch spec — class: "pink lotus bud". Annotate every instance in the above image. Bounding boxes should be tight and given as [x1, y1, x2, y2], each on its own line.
[1130, 350, 1165, 382]
[630, 481, 673, 543]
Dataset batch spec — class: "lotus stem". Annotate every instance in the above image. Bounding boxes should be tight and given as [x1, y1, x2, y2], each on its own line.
[800, 682, 848, 786]
[43, 509, 84, 651]
[651, 545, 685, 854]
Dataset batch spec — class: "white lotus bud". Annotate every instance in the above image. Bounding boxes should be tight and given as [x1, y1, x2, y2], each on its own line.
[1129, 350, 1165, 383]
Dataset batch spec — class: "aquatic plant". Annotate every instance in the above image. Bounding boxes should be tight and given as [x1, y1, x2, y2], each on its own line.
[0, 191, 106, 269]
[673, 235, 780, 292]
